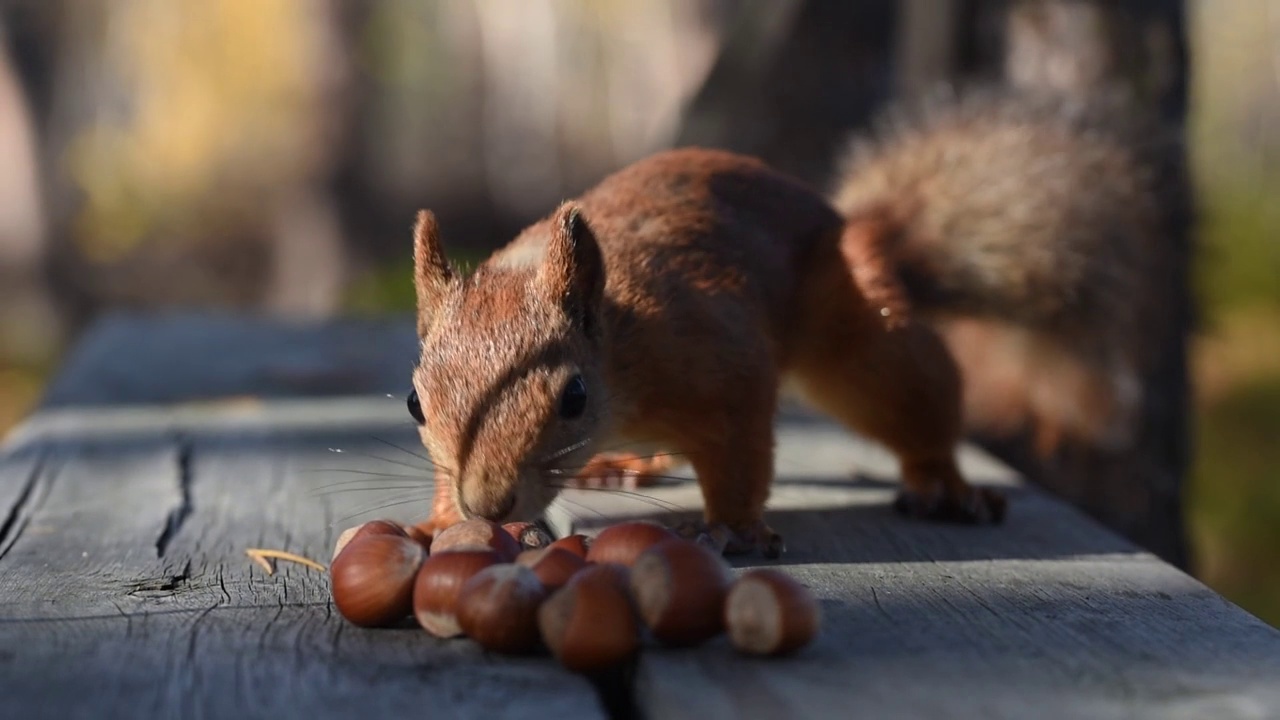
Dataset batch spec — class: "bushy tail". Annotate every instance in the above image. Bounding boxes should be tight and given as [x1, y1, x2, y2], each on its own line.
[831, 88, 1174, 453]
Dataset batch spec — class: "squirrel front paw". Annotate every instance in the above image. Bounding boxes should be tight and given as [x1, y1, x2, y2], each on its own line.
[565, 452, 668, 490]
[893, 485, 1007, 525]
[674, 519, 785, 559]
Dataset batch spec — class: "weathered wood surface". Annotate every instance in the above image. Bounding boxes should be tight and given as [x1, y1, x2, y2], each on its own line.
[3, 313, 1280, 720]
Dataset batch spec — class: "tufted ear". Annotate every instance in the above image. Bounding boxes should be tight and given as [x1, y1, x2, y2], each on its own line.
[413, 210, 453, 337]
[538, 203, 605, 338]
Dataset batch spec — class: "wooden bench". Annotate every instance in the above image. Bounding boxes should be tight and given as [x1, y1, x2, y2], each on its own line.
[3, 312, 1279, 719]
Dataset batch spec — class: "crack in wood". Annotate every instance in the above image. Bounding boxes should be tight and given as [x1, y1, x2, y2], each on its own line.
[0, 453, 45, 562]
[126, 559, 193, 597]
[155, 435, 195, 558]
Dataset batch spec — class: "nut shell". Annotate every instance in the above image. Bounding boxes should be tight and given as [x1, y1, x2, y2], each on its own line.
[516, 547, 587, 591]
[724, 569, 821, 656]
[332, 519, 407, 561]
[431, 519, 522, 561]
[630, 538, 732, 646]
[456, 564, 549, 654]
[538, 564, 639, 673]
[330, 534, 425, 627]
[413, 550, 502, 637]
[548, 534, 591, 558]
[503, 522, 554, 550]
[585, 521, 677, 567]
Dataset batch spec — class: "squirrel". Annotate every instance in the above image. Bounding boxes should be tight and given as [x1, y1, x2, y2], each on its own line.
[828, 87, 1174, 457]
[408, 147, 1005, 557]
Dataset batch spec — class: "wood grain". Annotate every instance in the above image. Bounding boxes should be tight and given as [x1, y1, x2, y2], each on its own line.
[0, 425, 604, 720]
[547, 416, 1280, 719]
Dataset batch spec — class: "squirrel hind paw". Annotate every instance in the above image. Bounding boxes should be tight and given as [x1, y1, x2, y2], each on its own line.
[675, 520, 785, 559]
[892, 485, 1007, 525]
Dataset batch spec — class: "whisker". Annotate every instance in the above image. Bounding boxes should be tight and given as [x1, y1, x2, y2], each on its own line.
[550, 484, 686, 513]
[310, 484, 431, 498]
[551, 495, 612, 523]
[542, 436, 593, 463]
[369, 435, 434, 465]
[330, 495, 434, 526]
[326, 447, 427, 473]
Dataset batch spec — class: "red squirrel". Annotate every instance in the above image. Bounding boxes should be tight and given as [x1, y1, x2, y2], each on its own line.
[407, 148, 1003, 557]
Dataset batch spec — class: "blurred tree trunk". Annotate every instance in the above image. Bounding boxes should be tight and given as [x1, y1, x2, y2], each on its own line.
[673, 0, 897, 186]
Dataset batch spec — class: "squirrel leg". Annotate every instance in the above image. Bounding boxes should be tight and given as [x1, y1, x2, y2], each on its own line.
[564, 451, 682, 490]
[411, 477, 464, 540]
[789, 293, 1006, 524]
[673, 399, 784, 559]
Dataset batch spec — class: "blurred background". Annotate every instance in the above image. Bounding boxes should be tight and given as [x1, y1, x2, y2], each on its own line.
[0, 1, 1275, 625]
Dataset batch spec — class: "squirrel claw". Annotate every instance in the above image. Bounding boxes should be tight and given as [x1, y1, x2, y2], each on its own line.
[893, 485, 1007, 525]
[674, 520, 785, 559]
[565, 453, 663, 490]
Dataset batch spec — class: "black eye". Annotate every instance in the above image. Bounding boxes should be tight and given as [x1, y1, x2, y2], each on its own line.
[407, 389, 425, 425]
[559, 375, 587, 419]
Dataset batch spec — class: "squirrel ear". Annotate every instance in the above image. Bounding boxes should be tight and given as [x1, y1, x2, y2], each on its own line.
[413, 210, 453, 337]
[540, 203, 605, 336]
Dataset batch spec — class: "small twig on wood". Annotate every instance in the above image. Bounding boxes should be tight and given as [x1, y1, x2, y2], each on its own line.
[245, 548, 328, 576]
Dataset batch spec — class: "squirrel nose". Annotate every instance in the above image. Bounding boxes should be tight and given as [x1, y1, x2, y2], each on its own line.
[458, 482, 518, 521]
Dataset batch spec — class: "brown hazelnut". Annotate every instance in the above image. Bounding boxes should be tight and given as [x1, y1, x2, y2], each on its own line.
[413, 550, 502, 637]
[724, 569, 821, 656]
[630, 538, 732, 646]
[405, 523, 433, 549]
[455, 564, 549, 654]
[585, 521, 677, 567]
[430, 518, 522, 561]
[516, 547, 587, 591]
[548, 534, 591, 558]
[330, 534, 425, 627]
[332, 519, 407, 561]
[502, 521, 554, 550]
[538, 564, 639, 673]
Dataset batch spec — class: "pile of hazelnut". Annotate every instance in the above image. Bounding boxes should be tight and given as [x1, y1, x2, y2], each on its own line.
[329, 518, 820, 673]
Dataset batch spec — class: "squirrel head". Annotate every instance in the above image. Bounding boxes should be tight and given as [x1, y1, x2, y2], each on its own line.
[409, 203, 607, 523]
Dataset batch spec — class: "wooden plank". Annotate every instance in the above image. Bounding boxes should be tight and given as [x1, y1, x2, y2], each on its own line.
[37, 312, 419, 409]
[0, 425, 604, 720]
[546, 412, 1280, 720]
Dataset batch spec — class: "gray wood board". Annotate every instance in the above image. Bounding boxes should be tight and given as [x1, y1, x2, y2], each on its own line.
[0, 423, 604, 720]
[38, 311, 419, 409]
[546, 422, 1280, 720]
[5, 399, 1280, 719]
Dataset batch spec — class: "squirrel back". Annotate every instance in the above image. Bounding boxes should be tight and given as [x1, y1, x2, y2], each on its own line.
[829, 89, 1177, 452]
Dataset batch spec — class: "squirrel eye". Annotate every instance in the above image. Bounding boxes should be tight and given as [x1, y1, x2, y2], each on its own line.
[559, 375, 587, 420]
[407, 389, 425, 425]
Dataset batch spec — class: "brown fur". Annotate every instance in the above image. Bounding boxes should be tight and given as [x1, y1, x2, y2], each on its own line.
[410, 148, 1000, 547]
[830, 88, 1173, 452]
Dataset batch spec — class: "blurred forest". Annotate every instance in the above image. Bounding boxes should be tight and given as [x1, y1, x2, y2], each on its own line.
[0, 1, 1276, 625]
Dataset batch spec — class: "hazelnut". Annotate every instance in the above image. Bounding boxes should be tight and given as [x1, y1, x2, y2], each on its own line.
[585, 521, 677, 567]
[630, 539, 732, 646]
[502, 521, 555, 550]
[430, 519, 521, 561]
[724, 569, 821, 656]
[330, 534, 425, 627]
[516, 546, 587, 591]
[332, 519, 407, 561]
[538, 564, 639, 673]
[455, 564, 549, 654]
[413, 550, 502, 637]
[548, 534, 591, 558]
[405, 524, 434, 549]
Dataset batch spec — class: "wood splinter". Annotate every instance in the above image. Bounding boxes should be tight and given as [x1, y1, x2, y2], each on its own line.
[245, 548, 328, 576]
